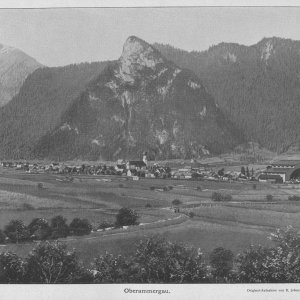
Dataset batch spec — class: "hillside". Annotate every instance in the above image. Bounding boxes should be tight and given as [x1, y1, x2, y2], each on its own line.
[0, 62, 108, 159]
[32, 36, 241, 161]
[0, 44, 42, 106]
[154, 37, 300, 153]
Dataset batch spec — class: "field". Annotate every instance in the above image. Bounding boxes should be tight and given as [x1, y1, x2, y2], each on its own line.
[0, 166, 299, 265]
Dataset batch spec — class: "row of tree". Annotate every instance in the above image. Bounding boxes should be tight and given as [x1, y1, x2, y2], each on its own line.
[0, 226, 299, 283]
[0, 208, 140, 244]
[0, 216, 92, 244]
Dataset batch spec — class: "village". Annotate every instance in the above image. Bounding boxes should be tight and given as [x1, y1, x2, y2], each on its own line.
[1, 153, 300, 184]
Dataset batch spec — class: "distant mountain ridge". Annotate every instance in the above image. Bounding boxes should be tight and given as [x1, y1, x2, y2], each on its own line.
[153, 37, 300, 153]
[0, 36, 241, 160]
[0, 44, 42, 106]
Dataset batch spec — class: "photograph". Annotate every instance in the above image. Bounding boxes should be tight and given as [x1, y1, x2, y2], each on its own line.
[0, 0, 299, 298]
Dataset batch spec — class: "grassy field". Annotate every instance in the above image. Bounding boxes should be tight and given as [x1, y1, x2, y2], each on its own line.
[0, 167, 299, 265]
[2, 218, 272, 265]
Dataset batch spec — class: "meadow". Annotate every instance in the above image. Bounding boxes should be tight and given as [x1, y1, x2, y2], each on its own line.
[0, 167, 299, 265]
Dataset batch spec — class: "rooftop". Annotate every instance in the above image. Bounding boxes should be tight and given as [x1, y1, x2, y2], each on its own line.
[271, 160, 300, 166]
[266, 168, 293, 173]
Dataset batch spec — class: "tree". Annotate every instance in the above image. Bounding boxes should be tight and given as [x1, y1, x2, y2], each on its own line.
[172, 199, 182, 206]
[212, 192, 232, 202]
[50, 215, 69, 239]
[236, 245, 273, 283]
[132, 235, 208, 283]
[93, 235, 209, 283]
[93, 253, 135, 283]
[69, 218, 92, 236]
[28, 218, 52, 240]
[115, 208, 139, 227]
[0, 230, 6, 244]
[218, 168, 225, 177]
[4, 220, 30, 243]
[246, 167, 250, 178]
[0, 252, 26, 283]
[25, 241, 84, 283]
[209, 247, 234, 282]
[266, 194, 273, 202]
[236, 227, 300, 283]
[241, 166, 246, 175]
[251, 168, 254, 177]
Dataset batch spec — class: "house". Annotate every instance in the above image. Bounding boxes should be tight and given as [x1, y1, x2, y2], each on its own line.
[258, 174, 283, 183]
[115, 164, 126, 173]
[262, 160, 300, 182]
[126, 161, 147, 171]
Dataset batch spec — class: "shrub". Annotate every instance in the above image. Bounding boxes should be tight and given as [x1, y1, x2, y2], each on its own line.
[212, 192, 232, 202]
[20, 203, 35, 210]
[132, 235, 208, 283]
[92, 236, 210, 283]
[145, 203, 152, 208]
[188, 211, 195, 218]
[119, 183, 125, 188]
[163, 186, 169, 191]
[288, 195, 300, 201]
[196, 186, 202, 191]
[168, 186, 173, 190]
[25, 241, 84, 283]
[69, 218, 92, 236]
[236, 226, 300, 283]
[115, 208, 139, 227]
[209, 247, 234, 282]
[172, 199, 182, 206]
[212, 192, 221, 202]
[224, 194, 233, 202]
[252, 184, 257, 190]
[4, 220, 30, 243]
[37, 183, 44, 189]
[50, 215, 69, 239]
[266, 194, 273, 202]
[28, 218, 52, 240]
[150, 186, 156, 191]
[0, 252, 26, 283]
[93, 253, 134, 283]
[98, 221, 114, 230]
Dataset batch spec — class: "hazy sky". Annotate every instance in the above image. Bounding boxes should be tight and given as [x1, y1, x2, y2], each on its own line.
[0, 7, 300, 66]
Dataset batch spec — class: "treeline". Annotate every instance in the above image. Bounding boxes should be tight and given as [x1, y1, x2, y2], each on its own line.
[0, 226, 299, 283]
[0, 208, 139, 244]
[0, 216, 92, 244]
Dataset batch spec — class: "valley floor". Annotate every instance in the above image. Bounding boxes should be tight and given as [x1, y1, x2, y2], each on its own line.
[0, 167, 299, 264]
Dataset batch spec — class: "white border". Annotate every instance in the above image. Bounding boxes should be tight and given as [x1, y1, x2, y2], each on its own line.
[1, 284, 300, 300]
[0, 0, 299, 8]
[0, 1, 299, 299]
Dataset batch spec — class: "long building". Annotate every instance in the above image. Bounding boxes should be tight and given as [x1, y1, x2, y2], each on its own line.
[262, 160, 300, 182]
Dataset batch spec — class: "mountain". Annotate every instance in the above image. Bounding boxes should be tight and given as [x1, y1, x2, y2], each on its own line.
[0, 44, 42, 106]
[0, 62, 108, 159]
[33, 36, 241, 160]
[154, 37, 300, 153]
[0, 36, 241, 161]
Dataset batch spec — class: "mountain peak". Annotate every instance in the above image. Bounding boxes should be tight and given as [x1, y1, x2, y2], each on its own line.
[122, 35, 156, 55]
[0, 44, 16, 55]
[119, 36, 164, 77]
[0, 42, 42, 106]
